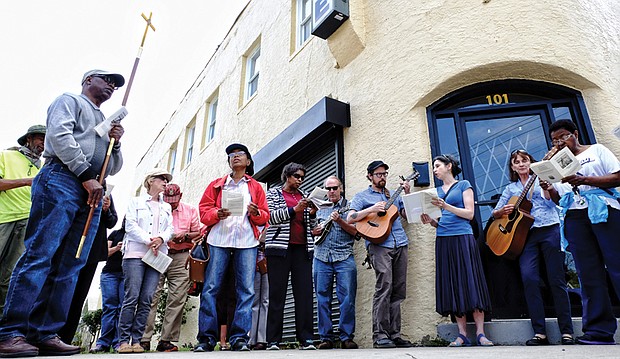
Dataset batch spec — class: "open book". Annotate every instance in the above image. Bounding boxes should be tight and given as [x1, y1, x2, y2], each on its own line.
[530, 146, 581, 183]
[308, 187, 333, 209]
[402, 188, 442, 224]
[142, 249, 173, 274]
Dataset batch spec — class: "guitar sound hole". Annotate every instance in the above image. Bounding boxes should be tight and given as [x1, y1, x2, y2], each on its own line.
[378, 211, 386, 217]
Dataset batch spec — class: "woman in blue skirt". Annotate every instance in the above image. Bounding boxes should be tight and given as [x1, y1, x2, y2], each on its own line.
[421, 155, 493, 347]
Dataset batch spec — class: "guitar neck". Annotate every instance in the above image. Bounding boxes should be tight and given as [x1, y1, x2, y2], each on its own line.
[384, 186, 404, 210]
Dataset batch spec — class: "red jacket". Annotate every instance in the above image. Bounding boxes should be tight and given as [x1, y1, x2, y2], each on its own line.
[198, 174, 270, 240]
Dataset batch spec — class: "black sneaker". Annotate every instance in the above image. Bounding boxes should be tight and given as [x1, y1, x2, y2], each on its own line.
[525, 336, 550, 346]
[193, 342, 214, 352]
[373, 338, 396, 349]
[231, 340, 250, 352]
[156, 340, 178, 352]
[393, 337, 413, 348]
[575, 334, 615, 345]
[300, 340, 316, 350]
[89, 345, 110, 353]
[266, 342, 280, 350]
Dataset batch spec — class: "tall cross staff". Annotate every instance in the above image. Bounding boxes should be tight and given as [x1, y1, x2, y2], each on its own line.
[76, 13, 156, 258]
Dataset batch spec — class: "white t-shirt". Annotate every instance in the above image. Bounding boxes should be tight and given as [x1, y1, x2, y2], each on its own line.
[553, 144, 620, 210]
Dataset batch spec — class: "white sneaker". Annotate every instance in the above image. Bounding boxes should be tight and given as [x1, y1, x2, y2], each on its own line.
[301, 340, 316, 350]
[267, 343, 280, 350]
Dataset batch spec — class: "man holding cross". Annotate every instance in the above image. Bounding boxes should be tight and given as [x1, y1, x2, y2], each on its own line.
[0, 69, 125, 357]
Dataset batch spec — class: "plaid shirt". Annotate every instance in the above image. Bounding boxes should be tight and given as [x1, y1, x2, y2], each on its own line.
[314, 198, 354, 263]
[167, 202, 202, 251]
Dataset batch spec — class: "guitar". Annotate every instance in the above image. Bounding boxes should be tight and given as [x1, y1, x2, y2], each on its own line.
[485, 146, 559, 259]
[355, 170, 420, 244]
[314, 205, 350, 246]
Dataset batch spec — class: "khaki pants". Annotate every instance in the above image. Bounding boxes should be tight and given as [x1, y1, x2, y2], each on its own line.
[0, 219, 27, 315]
[143, 251, 191, 342]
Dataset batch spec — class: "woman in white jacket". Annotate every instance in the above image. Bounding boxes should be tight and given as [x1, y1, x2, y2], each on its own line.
[117, 169, 174, 353]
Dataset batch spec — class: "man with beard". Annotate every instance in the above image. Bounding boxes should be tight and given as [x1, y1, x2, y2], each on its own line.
[347, 161, 413, 349]
[0, 69, 125, 357]
[0, 125, 46, 316]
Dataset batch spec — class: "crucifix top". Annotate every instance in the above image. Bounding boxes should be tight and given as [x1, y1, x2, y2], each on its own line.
[140, 12, 156, 47]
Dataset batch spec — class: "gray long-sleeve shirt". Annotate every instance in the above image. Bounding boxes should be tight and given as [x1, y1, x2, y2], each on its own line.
[43, 93, 122, 180]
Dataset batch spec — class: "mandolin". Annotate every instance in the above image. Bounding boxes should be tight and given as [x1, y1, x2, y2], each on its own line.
[314, 205, 350, 246]
[355, 170, 419, 244]
[485, 146, 559, 259]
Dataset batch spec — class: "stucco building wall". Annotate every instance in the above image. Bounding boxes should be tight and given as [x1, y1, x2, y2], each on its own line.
[134, 0, 620, 346]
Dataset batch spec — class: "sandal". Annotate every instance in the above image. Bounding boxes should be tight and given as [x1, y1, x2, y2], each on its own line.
[477, 333, 494, 347]
[448, 334, 472, 347]
[561, 335, 574, 345]
[525, 335, 549, 346]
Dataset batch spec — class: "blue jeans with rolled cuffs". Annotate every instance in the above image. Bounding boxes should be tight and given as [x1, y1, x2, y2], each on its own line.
[197, 245, 257, 347]
[97, 271, 125, 348]
[0, 163, 101, 342]
[118, 259, 161, 344]
[314, 255, 357, 342]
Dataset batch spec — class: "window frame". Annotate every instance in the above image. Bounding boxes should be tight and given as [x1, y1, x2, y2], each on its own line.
[245, 46, 261, 100]
[297, 0, 313, 47]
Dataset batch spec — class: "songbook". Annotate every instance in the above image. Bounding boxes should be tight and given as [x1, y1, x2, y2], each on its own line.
[402, 188, 442, 224]
[222, 190, 245, 216]
[308, 187, 333, 209]
[141, 249, 172, 274]
[530, 146, 581, 183]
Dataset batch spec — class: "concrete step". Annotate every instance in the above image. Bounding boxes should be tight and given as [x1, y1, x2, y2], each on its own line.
[437, 318, 620, 345]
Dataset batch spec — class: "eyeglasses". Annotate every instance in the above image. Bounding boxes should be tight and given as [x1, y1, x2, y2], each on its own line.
[227, 151, 246, 158]
[325, 186, 339, 191]
[291, 173, 305, 181]
[92, 75, 118, 90]
[372, 172, 388, 178]
[154, 175, 168, 182]
[511, 149, 528, 155]
[551, 133, 573, 146]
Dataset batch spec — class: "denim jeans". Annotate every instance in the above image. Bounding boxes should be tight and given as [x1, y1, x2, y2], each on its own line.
[96, 271, 124, 348]
[197, 245, 257, 346]
[0, 163, 101, 342]
[118, 258, 161, 344]
[313, 255, 357, 341]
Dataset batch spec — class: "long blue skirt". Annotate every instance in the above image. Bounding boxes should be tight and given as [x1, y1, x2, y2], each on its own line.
[435, 234, 492, 317]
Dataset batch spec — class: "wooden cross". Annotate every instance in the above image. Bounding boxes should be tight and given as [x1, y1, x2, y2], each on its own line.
[140, 12, 156, 47]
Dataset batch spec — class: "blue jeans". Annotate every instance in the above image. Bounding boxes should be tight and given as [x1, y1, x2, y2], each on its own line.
[313, 255, 357, 341]
[118, 259, 161, 344]
[565, 208, 620, 337]
[197, 245, 257, 346]
[96, 271, 124, 348]
[0, 163, 101, 342]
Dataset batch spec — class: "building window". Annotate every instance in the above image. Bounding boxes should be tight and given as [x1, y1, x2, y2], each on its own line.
[297, 0, 313, 46]
[185, 122, 196, 167]
[168, 143, 177, 176]
[207, 98, 217, 142]
[246, 46, 260, 100]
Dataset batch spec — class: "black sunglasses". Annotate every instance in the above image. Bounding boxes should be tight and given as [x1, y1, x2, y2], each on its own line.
[325, 186, 339, 191]
[291, 173, 305, 181]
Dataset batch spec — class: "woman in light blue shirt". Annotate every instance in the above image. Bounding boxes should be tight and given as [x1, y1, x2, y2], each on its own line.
[493, 149, 573, 346]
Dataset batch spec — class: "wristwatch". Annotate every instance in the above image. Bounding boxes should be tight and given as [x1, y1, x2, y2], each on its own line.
[184, 233, 190, 241]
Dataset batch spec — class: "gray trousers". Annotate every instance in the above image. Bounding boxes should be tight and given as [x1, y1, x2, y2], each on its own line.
[249, 271, 269, 345]
[0, 219, 27, 316]
[368, 244, 408, 342]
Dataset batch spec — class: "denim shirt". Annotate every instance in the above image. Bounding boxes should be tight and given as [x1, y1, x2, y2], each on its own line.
[350, 186, 409, 249]
[493, 176, 559, 228]
[314, 198, 354, 263]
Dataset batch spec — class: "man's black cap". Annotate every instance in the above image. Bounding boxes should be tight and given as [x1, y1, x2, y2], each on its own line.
[226, 143, 254, 176]
[367, 160, 389, 173]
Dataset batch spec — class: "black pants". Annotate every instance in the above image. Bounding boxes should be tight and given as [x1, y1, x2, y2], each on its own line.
[58, 260, 99, 344]
[266, 244, 313, 343]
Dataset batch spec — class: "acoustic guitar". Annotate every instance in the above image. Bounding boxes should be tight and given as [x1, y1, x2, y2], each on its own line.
[485, 147, 558, 259]
[314, 205, 349, 246]
[356, 171, 419, 244]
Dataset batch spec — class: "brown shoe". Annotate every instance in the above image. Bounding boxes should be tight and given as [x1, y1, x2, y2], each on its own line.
[35, 336, 80, 356]
[131, 343, 144, 353]
[117, 343, 133, 354]
[0, 336, 39, 357]
[252, 342, 267, 350]
[140, 341, 150, 351]
[317, 340, 333, 349]
[341, 339, 359, 349]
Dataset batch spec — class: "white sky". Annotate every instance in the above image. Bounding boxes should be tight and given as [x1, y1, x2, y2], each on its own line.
[0, 0, 249, 224]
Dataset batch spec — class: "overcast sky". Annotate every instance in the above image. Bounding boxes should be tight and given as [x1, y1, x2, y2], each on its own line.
[0, 0, 249, 222]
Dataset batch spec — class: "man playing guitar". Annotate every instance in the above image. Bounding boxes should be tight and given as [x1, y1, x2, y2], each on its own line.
[347, 161, 413, 349]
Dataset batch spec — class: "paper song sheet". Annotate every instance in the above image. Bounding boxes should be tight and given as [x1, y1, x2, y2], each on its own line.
[222, 190, 245, 216]
[308, 186, 333, 209]
[402, 188, 442, 224]
[142, 249, 173, 274]
[530, 147, 581, 183]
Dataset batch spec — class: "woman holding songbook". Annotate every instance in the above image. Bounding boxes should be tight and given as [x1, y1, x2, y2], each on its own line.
[540, 119, 620, 345]
[492, 149, 574, 346]
[117, 169, 173, 353]
[420, 155, 493, 347]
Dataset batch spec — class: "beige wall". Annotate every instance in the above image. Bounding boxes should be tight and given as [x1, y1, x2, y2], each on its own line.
[134, 0, 620, 346]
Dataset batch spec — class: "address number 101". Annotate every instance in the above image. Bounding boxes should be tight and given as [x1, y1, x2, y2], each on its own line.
[486, 94, 509, 105]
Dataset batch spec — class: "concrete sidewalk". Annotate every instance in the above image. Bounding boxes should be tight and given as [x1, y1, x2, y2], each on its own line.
[43, 345, 620, 359]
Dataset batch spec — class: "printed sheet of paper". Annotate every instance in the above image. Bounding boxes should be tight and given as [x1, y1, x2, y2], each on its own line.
[530, 146, 581, 183]
[402, 188, 442, 224]
[105, 184, 115, 197]
[308, 186, 333, 209]
[222, 190, 245, 216]
[141, 249, 173, 274]
[614, 124, 620, 140]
